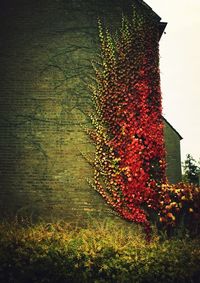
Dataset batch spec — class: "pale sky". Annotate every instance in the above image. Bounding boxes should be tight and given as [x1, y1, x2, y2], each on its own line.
[145, 0, 200, 163]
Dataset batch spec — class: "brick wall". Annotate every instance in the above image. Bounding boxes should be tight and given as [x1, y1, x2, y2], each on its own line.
[0, 0, 181, 221]
[0, 0, 136, 221]
[163, 119, 182, 184]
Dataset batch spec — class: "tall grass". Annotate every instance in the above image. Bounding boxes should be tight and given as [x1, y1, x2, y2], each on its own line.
[0, 218, 199, 283]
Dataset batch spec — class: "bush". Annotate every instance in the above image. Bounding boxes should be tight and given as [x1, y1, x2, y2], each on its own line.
[157, 182, 200, 236]
[0, 220, 200, 283]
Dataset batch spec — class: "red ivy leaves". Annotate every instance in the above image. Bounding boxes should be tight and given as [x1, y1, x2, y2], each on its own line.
[89, 7, 166, 238]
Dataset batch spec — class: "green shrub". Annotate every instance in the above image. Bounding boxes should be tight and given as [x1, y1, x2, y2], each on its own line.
[0, 220, 199, 283]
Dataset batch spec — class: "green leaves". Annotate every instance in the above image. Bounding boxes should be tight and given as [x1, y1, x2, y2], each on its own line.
[0, 221, 199, 283]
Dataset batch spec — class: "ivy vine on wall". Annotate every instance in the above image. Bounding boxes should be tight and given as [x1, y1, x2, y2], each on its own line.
[88, 4, 166, 237]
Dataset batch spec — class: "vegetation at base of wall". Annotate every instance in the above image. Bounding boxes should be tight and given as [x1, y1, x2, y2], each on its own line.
[155, 182, 200, 237]
[0, 219, 200, 283]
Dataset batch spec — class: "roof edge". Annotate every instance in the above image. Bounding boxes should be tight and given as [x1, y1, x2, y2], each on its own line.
[159, 22, 167, 39]
[136, 1, 167, 39]
[162, 116, 183, 140]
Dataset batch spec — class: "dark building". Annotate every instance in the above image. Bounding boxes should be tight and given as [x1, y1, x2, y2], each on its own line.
[163, 117, 182, 184]
[0, 0, 182, 221]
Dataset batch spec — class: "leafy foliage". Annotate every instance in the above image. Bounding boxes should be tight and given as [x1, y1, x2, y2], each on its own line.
[157, 182, 200, 236]
[0, 220, 200, 283]
[88, 4, 166, 237]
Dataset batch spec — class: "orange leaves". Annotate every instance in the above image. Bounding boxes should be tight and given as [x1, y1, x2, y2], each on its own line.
[157, 182, 200, 229]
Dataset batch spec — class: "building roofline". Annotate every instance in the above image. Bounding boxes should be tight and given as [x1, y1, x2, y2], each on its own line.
[158, 22, 167, 39]
[162, 116, 183, 140]
[137, 0, 167, 39]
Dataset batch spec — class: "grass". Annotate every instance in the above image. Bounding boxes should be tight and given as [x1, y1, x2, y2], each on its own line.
[0, 218, 200, 283]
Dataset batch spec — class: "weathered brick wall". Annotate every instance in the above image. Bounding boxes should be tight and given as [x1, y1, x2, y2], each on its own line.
[163, 120, 182, 184]
[0, 0, 137, 221]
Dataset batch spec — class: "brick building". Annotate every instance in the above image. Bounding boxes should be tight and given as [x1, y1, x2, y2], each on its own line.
[0, 0, 182, 220]
[163, 117, 182, 183]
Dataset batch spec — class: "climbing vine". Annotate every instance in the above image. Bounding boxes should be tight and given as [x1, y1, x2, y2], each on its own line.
[88, 5, 166, 237]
